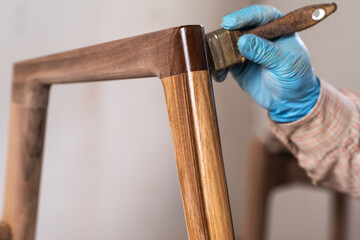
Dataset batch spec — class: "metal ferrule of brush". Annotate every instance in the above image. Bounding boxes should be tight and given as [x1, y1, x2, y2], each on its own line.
[206, 29, 246, 73]
[205, 3, 337, 74]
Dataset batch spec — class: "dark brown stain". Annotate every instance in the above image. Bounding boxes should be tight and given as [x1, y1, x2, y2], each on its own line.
[0, 222, 12, 240]
[2, 24, 234, 240]
[237, 3, 337, 40]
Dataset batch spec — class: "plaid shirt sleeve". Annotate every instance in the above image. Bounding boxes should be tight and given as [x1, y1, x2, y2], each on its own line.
[269, 80, 360, 198]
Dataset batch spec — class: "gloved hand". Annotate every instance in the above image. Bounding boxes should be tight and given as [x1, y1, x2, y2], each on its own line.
[216, 5, 320, 123]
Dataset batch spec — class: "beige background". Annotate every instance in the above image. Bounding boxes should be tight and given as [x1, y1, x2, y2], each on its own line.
[0, 0, 359, 239]
[0, 0, 251, 239]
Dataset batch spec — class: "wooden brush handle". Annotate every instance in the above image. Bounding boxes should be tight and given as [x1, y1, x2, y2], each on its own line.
[206, 3, 337, 72]
[235, 3, 337, 40]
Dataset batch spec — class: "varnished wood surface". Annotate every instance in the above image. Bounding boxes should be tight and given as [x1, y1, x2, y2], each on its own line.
[161, 70, 234, 240]
[12, 25, 207, 105]
[12, 25, 207, 109]
[1, 25, 234, 240]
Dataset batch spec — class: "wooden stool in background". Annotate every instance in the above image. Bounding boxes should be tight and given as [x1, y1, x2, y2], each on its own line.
[0, 25, 234, 240]
[243, 135, 348, 240]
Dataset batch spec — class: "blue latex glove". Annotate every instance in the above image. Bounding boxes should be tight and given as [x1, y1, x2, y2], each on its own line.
[216, 5, 320, 123]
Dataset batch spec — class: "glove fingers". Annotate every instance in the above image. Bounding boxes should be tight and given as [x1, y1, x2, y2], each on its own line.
[238, 34, 286, 70]
[213, 68, 228, 82]
[229, 60, 250, 77]
[222, 5, 283, 30]
[234, 63, 262, 91]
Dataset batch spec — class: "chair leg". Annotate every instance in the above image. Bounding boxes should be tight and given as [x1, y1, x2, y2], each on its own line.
[243, 138, 300, 240]
[244, 137, 349, 240]
[1, 86, 50, 240]
[161, 70, 235, 240]
[0, 25, 230, 240]
[332, 192, 347, 240]
[243, 139, 272, 240]
[0, 221, 11, 240]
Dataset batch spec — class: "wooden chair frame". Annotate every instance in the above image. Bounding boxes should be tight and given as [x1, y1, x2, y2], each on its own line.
[0, 25, 235, 240]
[243, 137, 348, 240]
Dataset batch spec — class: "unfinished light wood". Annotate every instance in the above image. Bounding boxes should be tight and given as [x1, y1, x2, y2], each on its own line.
[1, 25, 234, 240]
[244, 137, 348, 240]
[161, 71, 234, 240]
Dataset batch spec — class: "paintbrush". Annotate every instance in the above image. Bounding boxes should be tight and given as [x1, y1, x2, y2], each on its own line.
[206, 3, 337, 74]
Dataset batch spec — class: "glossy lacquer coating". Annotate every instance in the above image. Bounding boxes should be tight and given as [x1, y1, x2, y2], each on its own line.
[162, 71, 234, 240]
[1, 25, 234, 240]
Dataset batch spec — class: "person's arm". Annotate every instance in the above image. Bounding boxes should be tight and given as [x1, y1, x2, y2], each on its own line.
[270, 81, 360, 197]
[219, 5, 360, 198]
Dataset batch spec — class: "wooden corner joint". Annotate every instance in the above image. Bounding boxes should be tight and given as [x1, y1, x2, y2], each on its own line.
[162, 25, 209, 77]
[3, 24, 216, 240]
[0, 221, 12, 240]
[11, 25, 206, 89]
[11, 82, 50, 110]
[10, 25, 208, 108]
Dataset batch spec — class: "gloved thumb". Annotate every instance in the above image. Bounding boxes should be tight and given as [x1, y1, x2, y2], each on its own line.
[238, 34, 285, 69]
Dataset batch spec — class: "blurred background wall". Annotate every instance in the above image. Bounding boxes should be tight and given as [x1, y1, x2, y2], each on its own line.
[0, 0, 359, 239]
[0, 0, 251, 239]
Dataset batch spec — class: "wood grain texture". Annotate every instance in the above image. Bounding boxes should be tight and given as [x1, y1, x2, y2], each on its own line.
[12, 25, 206, 86]
[12, 25, 207, 109]
[161, 70, 234, 240]
[2, 86, 50, 240]
[2, 24, 234, 240]
[234, 3, 337, 40]
[206, 3, 337, 72]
